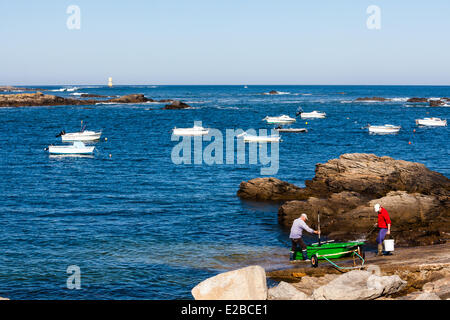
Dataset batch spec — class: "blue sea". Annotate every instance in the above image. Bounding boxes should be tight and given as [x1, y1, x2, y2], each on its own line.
[0, 85, 449, 299]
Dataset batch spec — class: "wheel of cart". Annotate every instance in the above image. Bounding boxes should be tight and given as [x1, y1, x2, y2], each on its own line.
[311, 254, 319, 268]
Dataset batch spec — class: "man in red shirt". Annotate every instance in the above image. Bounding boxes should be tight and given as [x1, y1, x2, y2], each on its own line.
[374, 203, 391, 256]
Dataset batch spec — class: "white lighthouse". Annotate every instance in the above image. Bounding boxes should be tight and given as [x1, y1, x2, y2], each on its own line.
[108, 77, 113, 88]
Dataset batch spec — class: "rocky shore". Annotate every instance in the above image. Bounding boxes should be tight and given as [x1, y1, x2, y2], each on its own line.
[190, 153, 449, 301]
[355, 96, 450, 107]
[0, 92, 191, 109]
[0, 86, 47, 92]
[267, 243, 450, 300]
[238, 153, 450, 246]
[191, 243, 449, 300]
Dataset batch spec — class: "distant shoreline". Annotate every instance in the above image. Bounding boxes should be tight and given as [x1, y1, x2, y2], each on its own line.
[2, 84, 450, 88]
[0, 91, 191, 109]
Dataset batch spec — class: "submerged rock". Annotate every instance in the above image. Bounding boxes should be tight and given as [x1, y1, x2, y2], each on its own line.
[407, 97, 429, 103]
[108, 94, 152, 103]
[355, 97, 390, 101]
[429, 99, 445, 107]
[191, 265, 267, 300]
[80, 94, 111, 98]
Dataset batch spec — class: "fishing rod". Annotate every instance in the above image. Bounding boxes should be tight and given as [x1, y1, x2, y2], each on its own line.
[318, 210, 321, 246]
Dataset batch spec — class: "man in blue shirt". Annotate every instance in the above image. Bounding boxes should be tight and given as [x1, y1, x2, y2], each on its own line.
[290, 213, 320, 261]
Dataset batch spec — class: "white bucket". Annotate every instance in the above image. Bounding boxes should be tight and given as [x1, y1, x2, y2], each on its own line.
[384, 239, 395, 252]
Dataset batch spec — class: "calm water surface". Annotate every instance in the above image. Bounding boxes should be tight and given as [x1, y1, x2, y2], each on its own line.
[0, 85, 448, 299]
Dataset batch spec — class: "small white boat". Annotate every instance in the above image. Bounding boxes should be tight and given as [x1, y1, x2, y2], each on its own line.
[367, 124, 401, 134]
[48, 141, 95, 154]
[415, 117, 447, 127]
[61, 130, 102, 142]
[263, 115, 296, 124]
[172, 125, 209, 136]
[237, 132, 281, 143]
[299, 111, 326, 119]
[58, 121, 102, 142]
[275, 128, 308, 133]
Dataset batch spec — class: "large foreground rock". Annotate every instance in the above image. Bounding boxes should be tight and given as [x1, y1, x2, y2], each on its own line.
[238, 153, 450, 245]
[312, 270, 406, 300]
[422, 277, 450, 299]
[268, 281, 309, 300]
[414, 292, 441, 300]
[191, 266, 267, 300]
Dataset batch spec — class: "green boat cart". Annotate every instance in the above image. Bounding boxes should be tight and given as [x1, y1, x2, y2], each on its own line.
[293, 240, 366, 270]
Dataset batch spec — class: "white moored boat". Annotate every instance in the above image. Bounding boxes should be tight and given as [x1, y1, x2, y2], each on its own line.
[415, 118, 447, 127]
[61, 130, 102, 142]
[172, 125, 209, 136]
[367, 124, 401, 134]
[263, 115, 296, 124]
[57, 121, 102, 142]
[296, 108, 326, 119]
[48, 141, 95, 154]
[237, 132, 281, 143]
[275, 128, 308, 133]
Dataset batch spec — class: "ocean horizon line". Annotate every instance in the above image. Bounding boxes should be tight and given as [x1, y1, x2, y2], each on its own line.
[3, 84, 450, 87]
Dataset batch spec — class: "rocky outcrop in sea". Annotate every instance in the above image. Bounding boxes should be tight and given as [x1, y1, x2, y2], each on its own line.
[355, 96, 450, 107]
[0, 92, 192, 109]
[163, 100, 191, 109]
[237, 153, 450, 246]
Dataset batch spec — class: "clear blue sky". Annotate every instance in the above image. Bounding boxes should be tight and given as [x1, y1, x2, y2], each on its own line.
[1, 0, 449, 85]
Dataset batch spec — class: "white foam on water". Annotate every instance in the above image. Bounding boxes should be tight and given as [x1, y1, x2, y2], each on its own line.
[390, 97, 409, 102]
[50, 87, 78, 92]
[213, 106, 243, 110]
